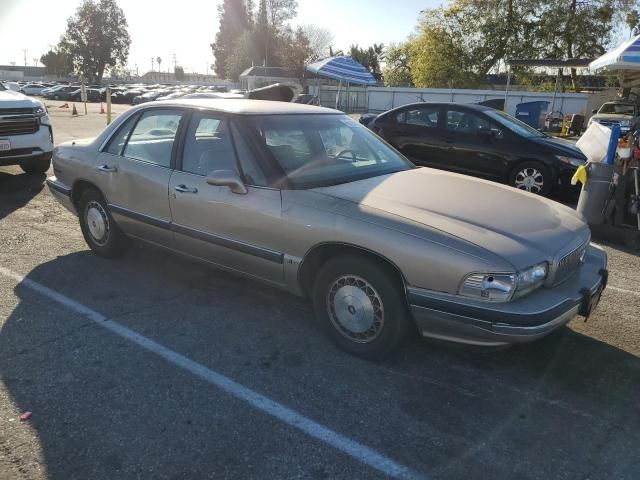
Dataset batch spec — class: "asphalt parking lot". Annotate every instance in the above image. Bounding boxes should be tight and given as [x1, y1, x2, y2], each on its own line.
[1, 103, 640, 479]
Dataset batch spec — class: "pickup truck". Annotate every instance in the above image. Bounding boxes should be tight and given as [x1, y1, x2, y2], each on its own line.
[0, 82, 54, 174]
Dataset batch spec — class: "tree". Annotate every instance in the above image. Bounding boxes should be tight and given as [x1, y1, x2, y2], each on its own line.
[211, 0, 251, 77]
[266, 0, 297, 30]
[40, 48, 74, 77]
[533, 0, 616, 91]
[382, 43, 412, 86]
[226, 30, 257, 80]
[301, 24, 333, 61]
[348, 44, 384, 74]
[174, 65, 185, 81]
[61, 0, 131, 83]
[282, 26, 313, 80]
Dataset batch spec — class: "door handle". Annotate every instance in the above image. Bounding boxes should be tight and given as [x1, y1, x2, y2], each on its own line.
[442, 138, 455, 144]
[97, 164, 117, 173]
[174, 184, 198, 194]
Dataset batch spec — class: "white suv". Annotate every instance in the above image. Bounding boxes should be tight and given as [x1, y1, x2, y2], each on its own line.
[0, 82, 54, 174]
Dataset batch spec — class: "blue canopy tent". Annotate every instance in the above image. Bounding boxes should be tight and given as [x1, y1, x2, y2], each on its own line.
[305, 56, 376, 111]
[590, 34, 640, 70]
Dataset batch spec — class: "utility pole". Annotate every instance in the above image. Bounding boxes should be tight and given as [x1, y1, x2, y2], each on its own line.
[173, 53, 177, 71]
[151, 57, 154, 72]
[22, 49, 28, 67]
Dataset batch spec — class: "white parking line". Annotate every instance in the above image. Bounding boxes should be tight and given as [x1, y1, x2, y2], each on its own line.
[0, 266, 424, 480]
[607, 285, 640, 297]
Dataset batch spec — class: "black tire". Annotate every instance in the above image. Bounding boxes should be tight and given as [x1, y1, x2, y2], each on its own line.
[78, 188, 127, 258]
[312, 255, 411, 359]
[508, 161, 553, 196]
[20, 157, 51, 175]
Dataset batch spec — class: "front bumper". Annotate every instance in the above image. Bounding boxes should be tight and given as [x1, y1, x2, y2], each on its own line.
[408, 244, 608, 346]
[46, 176, 77, 215]
[0, 122, 54, 166]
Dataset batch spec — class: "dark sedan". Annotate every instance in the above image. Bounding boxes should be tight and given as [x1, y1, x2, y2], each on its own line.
[364, 102, 586, 196]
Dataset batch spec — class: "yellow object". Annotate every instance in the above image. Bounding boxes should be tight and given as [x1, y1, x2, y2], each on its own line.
[571, 164, 588, 185]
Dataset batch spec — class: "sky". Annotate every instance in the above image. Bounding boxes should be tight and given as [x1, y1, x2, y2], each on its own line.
[0, 0, 442, 75]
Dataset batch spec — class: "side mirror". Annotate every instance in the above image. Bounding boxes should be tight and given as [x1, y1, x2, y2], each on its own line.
[591, 109, 598, 115]
[206, 169, 248, 195]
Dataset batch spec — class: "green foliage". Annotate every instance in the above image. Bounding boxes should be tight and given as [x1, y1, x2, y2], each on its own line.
[348, 44, 384, 74]
[382, 43, 412, 86]
[174, 66, 185, 81]
[218, 0, 304, 80]
[211, 0, 251, 77]
[40, 49, 74, 77]
[403, 0, 625, 90]
[61, 0, 131, 83]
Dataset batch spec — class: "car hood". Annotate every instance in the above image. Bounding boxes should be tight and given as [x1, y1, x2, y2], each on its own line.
[529, 135, 586, 159]
[311, 168, 590, 269]
[0, 90, 41, 108]
[592, 113, 633, 121]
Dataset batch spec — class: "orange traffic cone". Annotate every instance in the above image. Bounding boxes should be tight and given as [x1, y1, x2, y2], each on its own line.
[100, 103, 105, 114]
[59, 103, 69, 109]
[72, 103, 78, 116]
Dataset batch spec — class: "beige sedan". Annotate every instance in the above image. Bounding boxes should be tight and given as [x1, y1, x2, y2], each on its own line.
[47, 99, 607, 358]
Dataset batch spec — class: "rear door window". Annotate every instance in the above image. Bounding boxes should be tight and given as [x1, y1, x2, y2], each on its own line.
[404, 106, 440, 128]
[123, 109, 183, 168]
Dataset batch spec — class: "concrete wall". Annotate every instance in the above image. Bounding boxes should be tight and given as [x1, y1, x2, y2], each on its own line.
[309, 85, 592, 116]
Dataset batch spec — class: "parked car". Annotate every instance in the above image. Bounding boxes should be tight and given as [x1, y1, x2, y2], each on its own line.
[43, 85, 79, 100]
[46, 99, 607, 358]
[66, 88, 102, 102]
[133, 90, 171, 104]
[19, 83, 47, 96]
[588, 101, 639, 134]
[0, 82, 53, 174]
[364, 102, 586, 196]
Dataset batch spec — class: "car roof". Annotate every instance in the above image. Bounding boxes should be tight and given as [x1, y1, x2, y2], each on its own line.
[388, 102, 492, 112]
[150, 98, 340, 115]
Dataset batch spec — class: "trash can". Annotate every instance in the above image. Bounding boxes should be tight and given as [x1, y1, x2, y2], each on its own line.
[576, 162, 615, 224]
[515, 101, 550, 128]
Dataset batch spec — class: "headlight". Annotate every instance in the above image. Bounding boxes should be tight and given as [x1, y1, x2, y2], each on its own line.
[619, 119, 631, 127]
[459, 262, 548, 302]
[514, 262, 548, 298]
[33, 105, 47, 117]
[459, 272, 515, 302]
[556, 155, 585, 167]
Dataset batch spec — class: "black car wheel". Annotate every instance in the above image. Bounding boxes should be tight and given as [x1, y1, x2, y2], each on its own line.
[312, 255, 411, 359]
[509, 161, 552, 196]
[78, 189, 127, 258]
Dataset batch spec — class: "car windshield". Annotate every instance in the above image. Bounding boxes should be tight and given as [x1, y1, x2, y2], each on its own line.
[484, 109, 545, 138]
[248, 114, 413, 189]
[598, 103, 636, 115]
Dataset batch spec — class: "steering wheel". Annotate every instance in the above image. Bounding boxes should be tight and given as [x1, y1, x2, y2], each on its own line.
[335, 149, 356, 162]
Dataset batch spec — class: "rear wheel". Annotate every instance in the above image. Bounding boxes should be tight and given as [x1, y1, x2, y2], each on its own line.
[508, 161, 552, 196]
[78, 189, 127, 258]
[312, 255, 411, 359]
[20, 157, 51, 175]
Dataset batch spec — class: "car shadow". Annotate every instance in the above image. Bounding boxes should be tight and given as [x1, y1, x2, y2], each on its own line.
[0, 170, 45, 220]
[1, 249, 639, 478]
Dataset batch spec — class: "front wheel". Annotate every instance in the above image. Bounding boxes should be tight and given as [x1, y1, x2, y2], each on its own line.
[78, 189, 127, 258]
[312, 255, 411, 359]
[508, 161, 552, 196]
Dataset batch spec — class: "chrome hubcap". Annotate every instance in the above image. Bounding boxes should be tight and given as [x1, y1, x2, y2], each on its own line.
[86, 201, 109, 246]
[327, 275, 384, 343]
[514, 168, 544, 193]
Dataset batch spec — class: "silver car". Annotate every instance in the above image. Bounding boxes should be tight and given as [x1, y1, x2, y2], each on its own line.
[47, 99, 608, 358]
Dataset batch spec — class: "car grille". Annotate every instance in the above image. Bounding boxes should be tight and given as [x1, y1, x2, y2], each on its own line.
[554, 242, 588, 285]
[597, 119, 621, 127]
[0, 107, 34, 116]
[0, 118, 39, 136]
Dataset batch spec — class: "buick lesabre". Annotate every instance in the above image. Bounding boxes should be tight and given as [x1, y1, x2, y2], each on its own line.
[47, 99, 608, 358]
